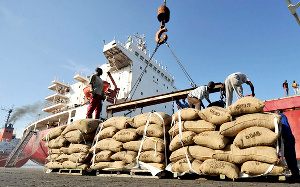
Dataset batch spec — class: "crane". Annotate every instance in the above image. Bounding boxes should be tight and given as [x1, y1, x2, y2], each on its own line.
[285, 0, 300, 26]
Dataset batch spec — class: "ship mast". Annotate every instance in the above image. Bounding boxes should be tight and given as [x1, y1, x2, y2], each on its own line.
[1, 107, 13, 128]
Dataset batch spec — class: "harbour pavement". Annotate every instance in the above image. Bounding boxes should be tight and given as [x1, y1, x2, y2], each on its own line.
[0, 167, 299, 187]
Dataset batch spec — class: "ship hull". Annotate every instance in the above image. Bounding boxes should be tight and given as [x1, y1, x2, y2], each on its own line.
[0, 153, 30, 167]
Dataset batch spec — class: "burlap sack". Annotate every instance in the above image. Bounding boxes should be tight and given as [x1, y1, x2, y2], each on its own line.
[45, 136, 66, 149]
[127, 112, 172, 128]
[169, 145, 215, 163]
[199, 107, 232, 125]
[241, 161, 286, 175]
[64, 130, 95, 143]
[169, 120, 216, 136]
[193, 131, 230, 150]
[123, 137, 165, 152]
[171, 158, 202, 173]
[169, 131, 196, 151]
[42, 125, 67, 141]
[112, 128, 138, 142]
[219, 113, 280, 137]
[62, 119, 99, 135]
[92, 150, 113, 162]
[212, 144, 278, 164]
[139, 151, 164, 163]
[228, 97, 265, 116]
[234, 127, 279, 148]
[201, 159, 239, 179]
[69, 153, 91, 163]
[111, 151, 138, 163]
[92, 161, 126, 170]
[90, 138, 123, 153]
[136, 124, 165, 138]
[102, 116, 130, 130]
[94, 126, 119, 141]
[56, 154, 70, 163]
[45, 162, 63, 169]
[147, 163, 166, 170]
[48, 149, 62, 154]
[172, 108, 200, 121]
[46, 154, 60, 161]
[62, 161, 90, 170]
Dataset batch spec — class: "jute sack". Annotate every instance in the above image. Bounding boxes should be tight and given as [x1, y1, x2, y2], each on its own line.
[62, 161, 90, 170]
[171, 158, 202, 174]
[199, 107, 232, 125]
[45, 136, 66, 149]
[92, 150, 113, 162]
[219, 113, 280, 137]
[139, 151, 165, 163]
[45, 162, 63, 169]
[46, 154, 60, 161]
[94, 126, 119, 141]
[62, 119, 99, 135]
[56, 154, 70, 163]
[147, 163, 166, 170]
[234, 127, 279, 148]
[169, 145, 215, 163]
[42, 125, 67, 141]
[172, 108, 200, 121]
[60, 144, 90, 154]
[102, 116, 130, 130]
[112, 128, 138, 142]
[136, 124, 165, 138]
[92, 161, 126, 170]
[228, 96, 265, 116]
[127, 112, 172, 128]
[241, 161, 287, 175]
[123, 137, 165, 152]
[90, 138, 123, 153]
[111, 151, 138, 163]
[48, 149, 62, 155]
[64, 130, 95, 143]
[193, 131, 230, 150]
[169, 131, 196, 151]
[169, 120, 216, 137]
[212, 144, 278, 164]
[201, 159, 239, 179]
[69, 153, 91, 163]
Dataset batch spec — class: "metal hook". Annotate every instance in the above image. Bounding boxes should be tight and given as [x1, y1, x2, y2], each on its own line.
[155, 26, 168, 44]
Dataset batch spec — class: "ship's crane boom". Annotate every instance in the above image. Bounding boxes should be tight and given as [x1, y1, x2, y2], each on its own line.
[285, 0, 300, 26]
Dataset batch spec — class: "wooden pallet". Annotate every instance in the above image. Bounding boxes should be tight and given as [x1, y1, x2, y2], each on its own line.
[96, 169, 167, 179]
[58, 168, 96, 176]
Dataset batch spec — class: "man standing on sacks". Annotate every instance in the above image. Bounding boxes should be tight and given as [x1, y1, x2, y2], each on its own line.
[86, 67, 105, 119]
[187, 81, 215, 110]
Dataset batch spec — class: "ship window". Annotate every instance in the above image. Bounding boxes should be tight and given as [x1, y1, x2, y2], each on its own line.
[167, 86, 168, 89]
[141, 92, 143, 95]
[157, 79, 158, 81]
[168, 78, 170, 82]
[149, 63, 152, 67]
[140, 66, 142, 70]
[135, 52, 139, 57]
[161, 73, 164, 77]
[145, 70, 147, 73]
[145, 60, 149, 64]
[6, 130, 8, 132]
[153, 67, 157, 71]
[165, 105, 166, 108]
[157, 70, 160, 74]
[165, 76, 167, 80]
[163, 84, 165, 86]
[156, 90, 158, 92]
[140, 56, 144, 61]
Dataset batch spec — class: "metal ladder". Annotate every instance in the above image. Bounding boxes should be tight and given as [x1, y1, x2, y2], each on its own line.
[4, 130, 35, 167]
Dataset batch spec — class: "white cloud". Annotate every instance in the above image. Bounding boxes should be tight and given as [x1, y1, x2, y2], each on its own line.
[62, 59, 93, 76]
[0, 6, 24, 27]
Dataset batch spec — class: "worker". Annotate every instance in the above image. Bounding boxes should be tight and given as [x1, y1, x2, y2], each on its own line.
[292, 80, 299, 95]
[187, 81, 215, 110]
[224, 72, 255, 108]
[86, 67, 105, 119]
[175, 98, 189, 109]
[275, 109, 299, 180]
[283, 80, 289, 97]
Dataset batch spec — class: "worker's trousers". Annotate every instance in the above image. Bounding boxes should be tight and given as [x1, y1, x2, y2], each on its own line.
[225, 74, 244, 108]
[86, 94, 103, 119]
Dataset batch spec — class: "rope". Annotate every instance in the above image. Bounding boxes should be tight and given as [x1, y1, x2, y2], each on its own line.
[165, 42, 197, 88]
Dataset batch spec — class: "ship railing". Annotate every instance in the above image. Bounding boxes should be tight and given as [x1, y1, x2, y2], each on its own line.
[43, 100, 70, 108]
[49, 77, 70, 87]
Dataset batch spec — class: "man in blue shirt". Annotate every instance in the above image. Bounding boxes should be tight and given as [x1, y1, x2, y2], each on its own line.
[175, 99, 189, 109]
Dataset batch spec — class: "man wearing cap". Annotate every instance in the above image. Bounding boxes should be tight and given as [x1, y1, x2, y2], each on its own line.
[187, 81, 215, 110]
[86, 67, 105, 119]
[225, 72, 255, 108]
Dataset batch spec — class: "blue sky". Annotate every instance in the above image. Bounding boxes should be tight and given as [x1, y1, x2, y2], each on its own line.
[0, 1, 299, 137]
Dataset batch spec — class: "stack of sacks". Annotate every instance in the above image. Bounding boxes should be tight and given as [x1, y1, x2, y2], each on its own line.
[43, 125, 67, 169]
[212, 97, 286, 177]
[168, 107, 236, 178]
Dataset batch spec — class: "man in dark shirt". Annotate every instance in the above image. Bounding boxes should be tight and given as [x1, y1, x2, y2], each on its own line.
[283, 80, 289, 97]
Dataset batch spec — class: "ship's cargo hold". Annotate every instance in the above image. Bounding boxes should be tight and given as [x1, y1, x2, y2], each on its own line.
[171, 158, 202, 173]
[62, 119, 99, 135]
[136, 124, 165, 138]
[241, 161, 286, 175]
[62, 161, 90, 170]
[212, 144, 278, 164]
[56, 154, 70, 163]
[219, 113, 280, 137]
[169, 131, 195, 151]
[169, 145, 215, 163]
[111, 151, 138, 163]
[45, 162, 63, 169]
[42, 125, 67, 141]
[227, 97, 265, 116]
[92, 161, 126, 170]
[63, 130, 95, 144]
[127, 112, 172, 128]
[123, 137, 165, 152]
[90, 138, 123, 153]
[112, 128, 138, 142]
[60, 144, 90, 154]
[234, 127, 278, 148]
[201, 159, 239, 179]
[193, 131, 229, 150]
[139, 151, 165, 163]
[199, 106, 232, 125]
[172, 108, 200, 121]
[102, 116, 130, 130]
[168, 120, 216, 137]
[92, 150, 113, 162]
[45, 136, 67, 149]
[94, 126, 118, 141]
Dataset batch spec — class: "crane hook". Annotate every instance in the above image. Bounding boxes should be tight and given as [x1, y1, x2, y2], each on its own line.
[155, 26, 168, 44]
[155, 3, 170, 45]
